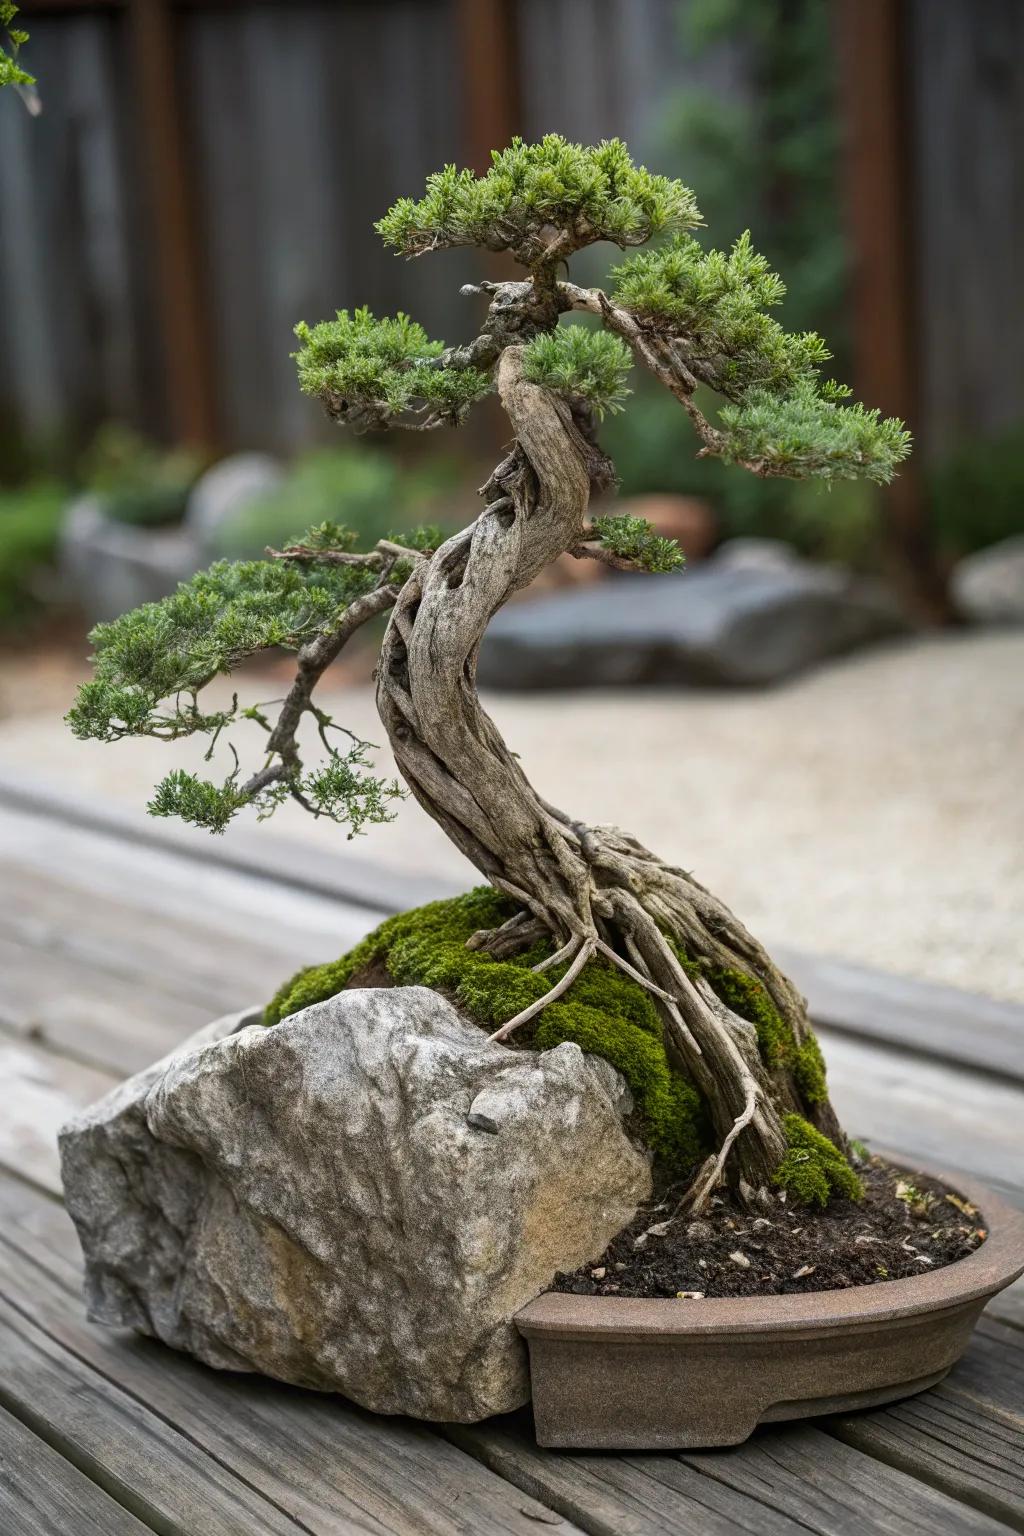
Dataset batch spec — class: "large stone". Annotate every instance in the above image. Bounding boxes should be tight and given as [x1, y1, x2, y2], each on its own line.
[59, 495, 201, 625]
[952, 535, 1024, 624]
[478, 543, 907, 689]
[185, 452, 285, 555]
[60, 987, 649, 1422]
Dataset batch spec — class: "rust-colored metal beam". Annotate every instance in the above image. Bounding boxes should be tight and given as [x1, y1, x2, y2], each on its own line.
[836, 0, 954, 623]
[127, 0, 217, 446]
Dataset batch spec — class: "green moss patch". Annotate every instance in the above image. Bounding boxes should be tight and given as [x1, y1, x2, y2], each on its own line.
[667, 939, 828, 1104]
[265, 886, 708, 1176]
[774, 1115, 863, 1207]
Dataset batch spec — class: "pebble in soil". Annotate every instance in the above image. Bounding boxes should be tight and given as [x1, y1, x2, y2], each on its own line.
[551, 1156, 988, 1300]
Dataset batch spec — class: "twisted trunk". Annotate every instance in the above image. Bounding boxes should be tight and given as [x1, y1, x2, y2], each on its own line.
[376, 347, 844, 1202]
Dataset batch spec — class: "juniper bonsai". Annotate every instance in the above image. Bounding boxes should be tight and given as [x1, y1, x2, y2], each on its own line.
[68, 137, 910, 1213]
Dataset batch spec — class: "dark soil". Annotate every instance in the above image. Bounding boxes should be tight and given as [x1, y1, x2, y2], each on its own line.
[551, 1157, 988, 1299]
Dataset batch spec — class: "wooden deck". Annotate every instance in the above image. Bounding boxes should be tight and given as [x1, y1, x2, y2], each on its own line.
[1, 778, 1023, 1536]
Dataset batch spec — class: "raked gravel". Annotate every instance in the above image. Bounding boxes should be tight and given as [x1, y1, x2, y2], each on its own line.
[1, 630, 1021, 1002]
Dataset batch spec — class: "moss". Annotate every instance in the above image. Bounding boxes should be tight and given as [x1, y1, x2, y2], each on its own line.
[793, 1034, 828, 1104]
[264, 886, 708, 1175]
[774, 1114, 863, 1207]
[674, 943, 831, 1108]
[706, 964, 792, 1067]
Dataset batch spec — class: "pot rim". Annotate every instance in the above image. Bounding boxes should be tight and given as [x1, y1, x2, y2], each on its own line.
[516, 1158, 1024, 1341]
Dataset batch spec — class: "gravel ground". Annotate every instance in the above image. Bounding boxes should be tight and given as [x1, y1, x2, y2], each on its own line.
[2, 630, 1021, 1002]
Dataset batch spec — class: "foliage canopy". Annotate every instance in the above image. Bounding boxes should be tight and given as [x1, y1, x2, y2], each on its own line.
[69, 134, 909, 845]
[376, 135, 700, 263]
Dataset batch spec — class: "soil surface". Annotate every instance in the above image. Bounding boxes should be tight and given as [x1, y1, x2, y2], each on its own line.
[551, 1157, 988, 1299]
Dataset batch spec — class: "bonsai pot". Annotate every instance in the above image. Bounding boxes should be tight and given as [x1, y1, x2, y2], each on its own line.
[515, 1164, 1024, 1450]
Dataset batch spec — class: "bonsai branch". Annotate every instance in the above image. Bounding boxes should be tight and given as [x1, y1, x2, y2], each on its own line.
[558, 280, 773, 476]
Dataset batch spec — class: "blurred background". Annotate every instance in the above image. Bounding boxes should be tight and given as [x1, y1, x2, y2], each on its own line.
[1, 0, 1021, 1001]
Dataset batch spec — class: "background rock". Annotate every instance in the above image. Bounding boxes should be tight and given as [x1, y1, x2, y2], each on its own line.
[60, 987, 649, 1422]
[185, 453, 285, 555]
[952, 535, 1024, 624]
[59, 495, 200, 625]
[479, 543, 908, 689]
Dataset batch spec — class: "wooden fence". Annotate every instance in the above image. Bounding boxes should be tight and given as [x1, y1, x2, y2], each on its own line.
[1, 0, 1021, 462]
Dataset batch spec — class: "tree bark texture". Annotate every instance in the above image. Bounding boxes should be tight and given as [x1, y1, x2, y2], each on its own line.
[376, 348, 845, 1201]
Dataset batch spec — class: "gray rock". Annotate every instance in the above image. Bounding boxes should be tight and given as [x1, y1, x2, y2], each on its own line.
[952, 535, 1024, 624]
[59, 495, 201, 625]
[712, 536, 803, 572]
[185, 453, 285, 553]
[60, 988, 649, 1422]
[478, 552, 907, 689]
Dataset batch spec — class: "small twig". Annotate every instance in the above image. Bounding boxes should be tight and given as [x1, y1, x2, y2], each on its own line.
[680, 1083, 761, 1217]
[489, 938, 595, 1043]
[568, 541, 641, 572]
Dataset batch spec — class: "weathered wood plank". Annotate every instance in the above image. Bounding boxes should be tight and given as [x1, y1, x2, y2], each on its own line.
[816, 1029, 1024, 1205]
[0, 1035, 117, 1195]
[0, 800, 374, 958]
[0, 1295, 308, 1536]
[0, 1403, 153, 1536]
[776, 946, 1024, 1087]
[0, 857, 318, 1018]
[986, 1277, 1024, 1332]
[451, 1413, 1011, 1535]
[829, 1391, 1024, 1532]
[946, 1314, 1024, 1423]
[0, 1181, 582, 1536]
[0, 930, 213, 1076]
[4, 773, 1022, 1090]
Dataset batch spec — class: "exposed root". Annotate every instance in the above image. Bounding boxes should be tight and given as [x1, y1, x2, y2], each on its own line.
[682, 1082, 762, 1216]
[593, 937, 675, 1005]
[466, 910, 548, 960]
[489, 938, 596, 1043]
[533, 936, 582, 974]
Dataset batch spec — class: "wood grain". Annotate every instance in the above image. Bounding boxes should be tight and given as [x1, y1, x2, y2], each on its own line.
[830, 1391, 1024, 1532]
[0, 1295, 306, 1536]
[0, 1404, 153, 1536]
[452, 1413, 1011, 1536]
[0, 1177, 583, 1536]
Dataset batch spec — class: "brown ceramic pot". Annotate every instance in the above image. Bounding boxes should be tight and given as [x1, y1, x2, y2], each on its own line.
[515, 1165, 1024, 1450]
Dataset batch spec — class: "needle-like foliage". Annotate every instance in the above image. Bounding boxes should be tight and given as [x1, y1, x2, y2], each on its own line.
[0, 1, 32, 89]
[65, 541, 406, 837]
[609, 231, 910, 482]
[69, 136, 911, 844]
[522, 326, 633, 417]
[717, 380, 911, 484]
[611, 231, 830, 398]
[376, 135, 700, 265]
[67, 555, 380, 745]
[588, 513, 685, 573]
[293, 307, 491, 430]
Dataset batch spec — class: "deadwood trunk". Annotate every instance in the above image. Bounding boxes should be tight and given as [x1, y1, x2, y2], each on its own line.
[376, 348, 845, 1202]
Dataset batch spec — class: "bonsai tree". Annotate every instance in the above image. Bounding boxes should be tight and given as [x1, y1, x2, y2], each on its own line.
[68, 137, 909, 1215]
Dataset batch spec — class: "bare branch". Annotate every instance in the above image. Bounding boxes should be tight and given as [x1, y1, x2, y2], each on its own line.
[558, 280, 776, 477]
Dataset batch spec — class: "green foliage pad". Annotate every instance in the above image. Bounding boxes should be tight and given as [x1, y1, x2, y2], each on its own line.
[293, 308, 491, 430]
[523, 327, 633, 418]
[376, 135, 700, 263]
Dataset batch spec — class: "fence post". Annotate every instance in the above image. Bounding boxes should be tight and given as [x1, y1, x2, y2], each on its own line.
[128, 0, 217, 448]
[836, 0, 955, 623]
